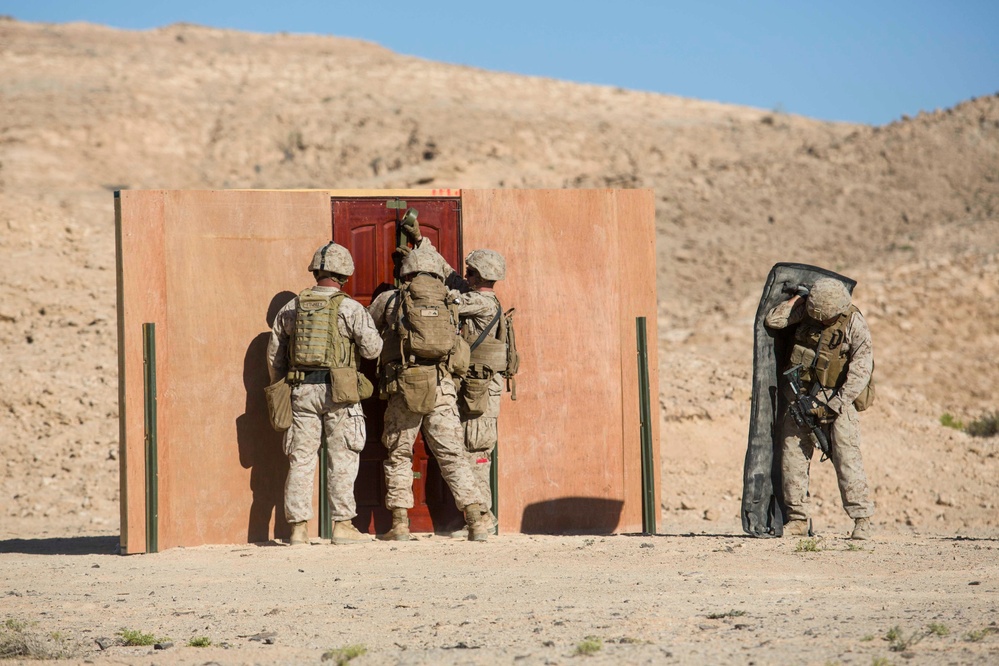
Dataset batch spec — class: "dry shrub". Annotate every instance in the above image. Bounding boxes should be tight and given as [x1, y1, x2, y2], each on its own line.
[0, 618, 77, 660]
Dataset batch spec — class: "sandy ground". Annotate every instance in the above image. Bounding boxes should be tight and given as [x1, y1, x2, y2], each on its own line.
[2, 531, 998, 665]
[1, 18, 999, 664]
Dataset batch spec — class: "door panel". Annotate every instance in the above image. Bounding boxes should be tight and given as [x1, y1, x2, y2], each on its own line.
[331, 197, 463, 534]
[348, 224, 379, 298]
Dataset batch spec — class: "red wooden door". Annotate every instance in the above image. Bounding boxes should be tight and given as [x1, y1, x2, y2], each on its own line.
[331, 197, 464, 534]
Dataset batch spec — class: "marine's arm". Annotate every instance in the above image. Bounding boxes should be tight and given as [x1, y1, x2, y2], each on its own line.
[827, 312, 874, 414]
[367, 290, 396, 330]
[341, 299, 384, 360]
[265, 299, 296, 383]
[458, 291, 498, 319]
[764, 296, 806, 329]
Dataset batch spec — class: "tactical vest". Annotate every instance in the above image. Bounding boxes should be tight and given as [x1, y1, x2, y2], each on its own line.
[462, 296, 508, 374]
[289, 289, 357, 372]
[789, 304, 859, 390]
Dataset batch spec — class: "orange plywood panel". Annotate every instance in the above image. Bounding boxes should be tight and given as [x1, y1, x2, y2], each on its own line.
[612, 189, 661, 530]
[116, 191, 167, 554]
[461, 189, 658, 534]
[117, 190, 333, 549]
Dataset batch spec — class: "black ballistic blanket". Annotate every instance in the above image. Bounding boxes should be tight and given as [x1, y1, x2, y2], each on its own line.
[741, 263, 856, 537]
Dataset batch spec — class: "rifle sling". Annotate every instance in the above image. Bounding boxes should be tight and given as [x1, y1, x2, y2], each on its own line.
[469, 305, 502, 352]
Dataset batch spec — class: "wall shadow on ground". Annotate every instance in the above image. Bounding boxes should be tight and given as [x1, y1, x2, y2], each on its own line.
[520, 497, 625, 535]
[0, 535, 119, 555]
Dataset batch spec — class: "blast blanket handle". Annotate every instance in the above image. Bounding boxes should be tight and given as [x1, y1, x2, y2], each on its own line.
[142, 323, 159, 553]
[636, 317, 657, 535]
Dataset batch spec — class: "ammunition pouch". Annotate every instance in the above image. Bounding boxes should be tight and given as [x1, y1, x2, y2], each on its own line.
[853, 374, 875, 412]
[264, 376, 292, 432]
[329, 367, 373, 404]
[448, 336, 471, 378]
[459, 375, 491, 418]
[398, 364, 438, 415]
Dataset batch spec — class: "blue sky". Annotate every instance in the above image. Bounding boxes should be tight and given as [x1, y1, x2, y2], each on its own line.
[5, 1, 998, 125]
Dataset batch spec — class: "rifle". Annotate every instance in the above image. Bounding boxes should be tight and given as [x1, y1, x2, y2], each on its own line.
[783, 364, 832, 462]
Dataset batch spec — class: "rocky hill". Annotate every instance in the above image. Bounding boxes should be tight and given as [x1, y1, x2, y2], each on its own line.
[1, 18, 997, 538]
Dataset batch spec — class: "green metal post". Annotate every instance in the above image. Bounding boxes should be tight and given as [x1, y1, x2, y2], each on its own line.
[319, 434, 332, 540]
[489, 445, 499, 534]
[636, 317, 657, 535]
[142, 323, 159, 553]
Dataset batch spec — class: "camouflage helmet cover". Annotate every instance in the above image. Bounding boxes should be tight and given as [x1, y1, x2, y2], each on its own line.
[806, 277, 851, 321]
[309, 242, 354, 277]
[465, 249, 506, 281]
[399, 247, 445, 279]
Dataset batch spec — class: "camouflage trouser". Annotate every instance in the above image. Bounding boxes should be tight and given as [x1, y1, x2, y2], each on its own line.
[461, 375, 502, 511]
[382, 378, 482, 511]
[780, 403, 874, 521]
[283, 383, 366, 524]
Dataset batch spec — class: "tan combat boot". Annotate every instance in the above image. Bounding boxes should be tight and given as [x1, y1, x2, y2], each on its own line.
[332, 520, 371, 545]
[289, 521, 309, 546]
[464, 503, 489, 542]
[378, 509, 414, 542]
[784, 519, 810, 537]
[451, 509, 496, 539]
[851, 517, 872, 541]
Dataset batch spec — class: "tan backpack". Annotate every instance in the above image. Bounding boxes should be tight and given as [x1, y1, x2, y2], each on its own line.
[394, 274, 459, 362]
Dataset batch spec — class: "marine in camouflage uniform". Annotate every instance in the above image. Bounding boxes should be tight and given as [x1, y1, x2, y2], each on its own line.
[368, 240, 490, 542]
[765, 277, 875, 540]
[267, 242, 383, 546]
[412, 239, 507, 535]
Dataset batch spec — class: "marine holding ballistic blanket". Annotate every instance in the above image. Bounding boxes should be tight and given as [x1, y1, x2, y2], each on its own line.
[765, 277, 875, 540]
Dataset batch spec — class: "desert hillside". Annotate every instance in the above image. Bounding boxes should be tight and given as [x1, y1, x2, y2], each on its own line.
[1, 18, 997, 539]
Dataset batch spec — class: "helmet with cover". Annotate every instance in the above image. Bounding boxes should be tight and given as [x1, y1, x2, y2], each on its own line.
[399, 247, 445, 280]
[309, 242, 354, 277]
[806, 278, 851, 321]
[465, 249, 506, 281]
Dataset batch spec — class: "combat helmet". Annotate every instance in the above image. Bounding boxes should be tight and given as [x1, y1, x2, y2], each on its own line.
[309, 242, 354, 277]
[806, 278, 851, 321]
[400, 247, 445, 280]
[465, 249, 506, 281]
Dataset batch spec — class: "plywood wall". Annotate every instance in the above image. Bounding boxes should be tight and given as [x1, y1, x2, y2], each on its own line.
[462, 189, 660, 534]
[116, 190, 333, 552]
[117, 188, 658, 551]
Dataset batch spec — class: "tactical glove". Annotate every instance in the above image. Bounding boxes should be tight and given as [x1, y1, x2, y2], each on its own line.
[809, 403, 834, 422]
[400, 208, 421, 242]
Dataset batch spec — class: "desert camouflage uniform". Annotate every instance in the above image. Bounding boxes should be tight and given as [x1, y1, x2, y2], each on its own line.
[266, 287, 382, 524]
[414, 238, 504, 509]
[766, 298, 874, 521]
[455, 290, 504, 510]
[368, 288, 483, 511]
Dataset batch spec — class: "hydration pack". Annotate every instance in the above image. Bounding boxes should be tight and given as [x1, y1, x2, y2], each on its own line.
[394, 274, 459, 363]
